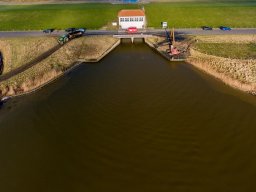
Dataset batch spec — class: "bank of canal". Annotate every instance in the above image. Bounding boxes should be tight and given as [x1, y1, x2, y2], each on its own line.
[1, 35, 256, 98]
[0, 43, 256, 192]
[0, 36, 120, 97]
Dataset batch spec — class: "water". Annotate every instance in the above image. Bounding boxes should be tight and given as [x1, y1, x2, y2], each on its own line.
[0, 43, 256, 192]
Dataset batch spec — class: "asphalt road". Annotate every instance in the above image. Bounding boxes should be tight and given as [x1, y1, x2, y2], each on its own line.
[0, 28, 256, 38]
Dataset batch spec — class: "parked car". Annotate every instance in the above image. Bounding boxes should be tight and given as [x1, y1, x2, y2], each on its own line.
[58, 29, 85, 45]
[67, 30, 84, 39]
[219, 26, 231, 31]
[75, 28, 86, 33]
[43, 28, 55, 33]
[127, 27, 138, 33]
[201, 26, 213, 30]
[65, 28, 77, 33]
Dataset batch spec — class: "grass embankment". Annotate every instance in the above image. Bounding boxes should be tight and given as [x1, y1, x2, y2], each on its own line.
[0, 36, 119, 96]
[0, 4, 138, 30]
[188, 35, 256, 93]
[0, 37, 57, 74]
[195, 43, 256, 59]
[0, 1, 256, 30]
[145, 2, 256, 28]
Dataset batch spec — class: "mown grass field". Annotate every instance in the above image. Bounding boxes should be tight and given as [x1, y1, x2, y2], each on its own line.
[0, 4, 137, 30]
[0, 2, 255, 30]
[145, 2, 256, 28]
[195, 43, 256, 59]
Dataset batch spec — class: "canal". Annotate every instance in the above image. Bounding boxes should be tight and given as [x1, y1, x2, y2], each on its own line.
[0, 43, 256, 192]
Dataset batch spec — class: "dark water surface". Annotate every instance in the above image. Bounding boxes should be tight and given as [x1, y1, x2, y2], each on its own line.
[1, 43, 256, 192]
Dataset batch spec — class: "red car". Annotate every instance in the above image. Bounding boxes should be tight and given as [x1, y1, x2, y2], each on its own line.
[127, 27, 138, 33]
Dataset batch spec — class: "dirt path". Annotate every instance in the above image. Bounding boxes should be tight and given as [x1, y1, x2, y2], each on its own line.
[0, 44, 61, 82]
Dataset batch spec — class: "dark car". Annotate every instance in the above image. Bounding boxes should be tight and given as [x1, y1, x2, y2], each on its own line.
[219, 26, 231, 31]
[67, 29, 85, 39]
[201, 26, 213, 30]
[43, 28, 55, 33]
[65, 28, 77, 33]
[76, 28, 86, 33]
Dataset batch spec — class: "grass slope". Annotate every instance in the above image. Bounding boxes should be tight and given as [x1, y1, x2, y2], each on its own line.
[195, 43, 256, 59]
[0, 2, 255, 30]
[0, 4, 138, 30]
[145, 2, 256, 28]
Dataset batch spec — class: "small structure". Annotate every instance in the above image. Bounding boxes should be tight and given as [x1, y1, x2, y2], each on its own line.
[113, 34, 152, 43]
[118, 9, 146, 29]
[121, 0, 139, 3]
[161, 21, 168, 29]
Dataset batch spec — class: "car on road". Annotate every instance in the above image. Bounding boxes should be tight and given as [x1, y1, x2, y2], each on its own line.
[76, 28, 86, 33]
[58, 29, 86, 45]
[67, 30, 84, 39]
[219, 26, 231, 31]
[127, 27, 138, 33]
[43, 28, 55, 33]
[68, 29, 86, 38]
[65, 28, 77, 33]
[201, 26, 213, 30]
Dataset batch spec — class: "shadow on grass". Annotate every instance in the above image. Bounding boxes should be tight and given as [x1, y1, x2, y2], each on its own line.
[0, 52, 3, 75]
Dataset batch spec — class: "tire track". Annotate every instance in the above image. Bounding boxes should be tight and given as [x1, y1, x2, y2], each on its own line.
[0, 44, 62, 82]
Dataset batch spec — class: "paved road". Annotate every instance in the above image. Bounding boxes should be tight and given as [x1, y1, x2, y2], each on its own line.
[0, 28, 256, 38]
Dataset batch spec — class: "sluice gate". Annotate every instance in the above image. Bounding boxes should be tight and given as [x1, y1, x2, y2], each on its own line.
[113, 34, 152, 43]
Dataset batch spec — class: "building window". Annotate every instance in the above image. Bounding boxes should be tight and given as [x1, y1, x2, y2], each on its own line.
[135, 17, 138, 22]
[139, 17, 143, 21]
[120, 18, 124, 22]
[130, 18, 134, 22]
[125, 18, 129, 22]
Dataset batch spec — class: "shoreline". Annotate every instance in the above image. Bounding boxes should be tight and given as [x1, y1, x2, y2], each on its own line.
[8, 39, 121, 98]
[145, 35, 256, 95]
[0, 36, 120, 98]
[187, 48, 256, 95]
[1, 34, 256, 98]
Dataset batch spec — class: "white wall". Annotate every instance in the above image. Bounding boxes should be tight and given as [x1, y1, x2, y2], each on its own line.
[119, 16, 145, 29]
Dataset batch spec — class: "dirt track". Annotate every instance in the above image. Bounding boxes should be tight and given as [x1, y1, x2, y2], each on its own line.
[0, 44, 61, 82]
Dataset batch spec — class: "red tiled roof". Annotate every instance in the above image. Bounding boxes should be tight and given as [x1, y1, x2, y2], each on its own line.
[118, 9, 145, 17]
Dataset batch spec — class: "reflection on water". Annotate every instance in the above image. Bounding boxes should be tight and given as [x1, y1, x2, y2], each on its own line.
[0, 43, 256, 192]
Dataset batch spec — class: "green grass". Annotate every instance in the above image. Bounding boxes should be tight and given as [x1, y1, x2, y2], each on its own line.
[0, 2, 256, 30]
[195, 43, 256, 59]
[0, 4, 138, 30]
[145, 2, 256, 28]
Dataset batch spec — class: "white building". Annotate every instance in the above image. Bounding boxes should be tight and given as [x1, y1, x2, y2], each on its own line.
[118, 9, 146, 29]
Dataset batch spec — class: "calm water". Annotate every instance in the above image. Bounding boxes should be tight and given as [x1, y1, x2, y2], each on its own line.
[0, 43, 256, 192]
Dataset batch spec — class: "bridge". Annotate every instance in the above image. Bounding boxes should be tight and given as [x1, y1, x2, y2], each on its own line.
[113, 34, 153, 43]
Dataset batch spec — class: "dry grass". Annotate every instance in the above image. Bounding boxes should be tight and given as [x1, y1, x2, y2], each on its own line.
[187, 48, 256, 93]
[194, 43, 256, 59]
[187, 35, 256, 93]
[0, 36, 119, 97]
[195, 35, 256, 44]
[188, 49, 256, 83]
[0, 37, 57, 74]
